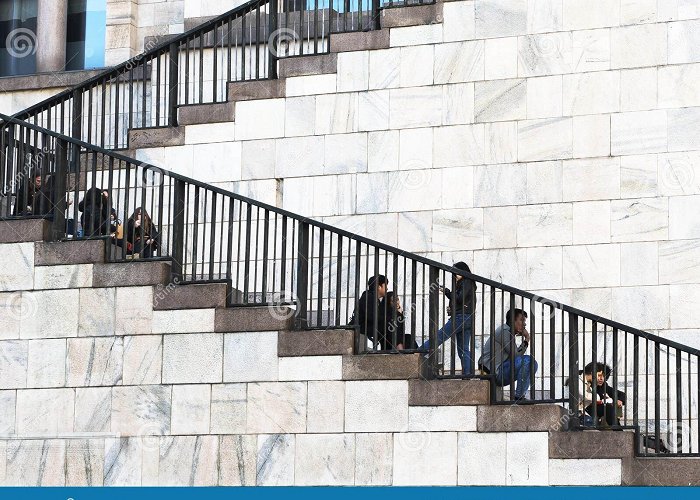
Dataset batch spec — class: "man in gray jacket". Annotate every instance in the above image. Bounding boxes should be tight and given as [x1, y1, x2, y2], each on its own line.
[478, 308, 538, 401]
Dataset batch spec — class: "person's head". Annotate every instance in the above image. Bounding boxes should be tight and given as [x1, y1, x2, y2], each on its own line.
[33, 174, 42, 189]
[583, 362, 612, 386]
[386, 291, 401, 310]
[110, 208, 117, 222]
[367, 274, 387, 298]
[132, 207, 151, 225]
[453, 261, 471, 282]
[505, 308, 527, 334]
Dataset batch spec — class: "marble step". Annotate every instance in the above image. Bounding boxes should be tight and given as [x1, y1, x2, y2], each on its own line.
[93, 259, 172, 287]
[409, 378, 491, 406]
[0, 219, 51, 243]
[342, 353, 422, 380]
[215, 305, 295, 332]
[476, 404, 567, 432]
[549, 430, 635, 459]
[35, 239, 105, 265]
[278, 328, 354, 356]
[128, 126, 185, 149]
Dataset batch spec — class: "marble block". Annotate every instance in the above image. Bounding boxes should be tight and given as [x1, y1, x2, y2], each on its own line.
[345, 380, 408, 433]
[158, 436, 218, 486]
[475, 0, 527, 38]
[111, 386, 171, 436]
[526, 160, 563, 204]
[572, 200, 611, 245]
[483, 206, 518, 249]
[572, 114, 611, 158]
[611, 198, 668, 242]
[669, 195, 700, 240]
[16, 388, 74, 436]
[572, 28, 611, 73]
[526, 246, 563, 290]
[0, 389, 16, 435]
[669, 20, 700, 63]
[74, 387, 111, 433]
[408, 406, 477, 432]
[20, 289, 79, 339]
[0, 292, 22, 340]
[620, 154, 658, 198]
[314, 93, 359, 136]
[658, 152, 700, 196]
[549, 459, 621, 485]
[668, 107, 700, 152]
[458, 432, 507, 485]
[612, 285, 670, 330]
[611, 24, 667, 69]
[390, 24, 442, 48]
[324, 133, 368, 174]
[659, 240, 700, 285]
[562, 244, 621, 288]
[432, 209, 484, 252]
[473, 248, 528, 290]
[517, 203, 573, 247]
[241, 139, 276, 180]
[518, 32, 573, 77]
[223, 331, 278, 383]
[104, 438, 142, 486]
[210, 384, 247, 434]
[26, 338, 66, 388]
[621, 67, 658, 112]
[528, 0, 563, 33]
[517, 118, 573, 161]
[0, 340, 28, 389]
[219, 435, 257, 486]
[359, 90, 390, 132]
[256, 434, 295, 486]
[670, 284, 700, 329]
[475, 79, 526, 122]
[434, 124, 485, 168]
[621, 242, 660, 286]
[399, 128, 432, 171]
[295, 434, 355, 486]
[397, 211, 433, 253]
[526, 75, 562, 119]
[151, 308, 215, 334]
[307, 380, 345, 433]
[563, 71, 619, 115]
[162, 333, 223, 384]
[563, 158, 620, 201]
[234, 99, 285, 141]
[67, 337, 123, 387]
[399, 45, 434, 88]
[620, 0, 657, 25]
[66, 439, 104, 486]
[390, 87, 442, 129]
[393, 432, 458, 486]
[247, 382, 307, 434]
[34, 264, 93, 290]
[6, 440, 66, 486]
[474, 163, 526, 207]
[78, 288, 116, 337]
[122, 335, 162, 385]
[562, 0, 619, 30]
[286, 74, 336, 97]
[434, 41, 484, 85]
[505, 432, 548, 485]
[441, 165, 475, 210]
[369, 48, 400, 90]
[171, 385, 210, 435]
[442, 83, 475, 126]
[355, 433, 393, 486]
[0, 243, 33, 292]
[279, 356, 342, 382]
[115, 286, 153, 336]
[485, 37, 518, 80]
[611, 110, 667, 156]
[443, 1, 476, 42]
[388, 171, 443, 213]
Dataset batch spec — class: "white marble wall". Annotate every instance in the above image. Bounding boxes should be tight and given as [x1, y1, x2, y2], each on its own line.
[126, 0, 700, 344]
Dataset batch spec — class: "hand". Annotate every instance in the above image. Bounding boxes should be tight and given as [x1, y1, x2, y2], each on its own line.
[437, 285, 445, 292]
[102, 191, 109, 198]
[146, 239, 154, 245]
[135, 220, 141, 228]
[522, 328, 530, 343]
[396, 343, 404, 350]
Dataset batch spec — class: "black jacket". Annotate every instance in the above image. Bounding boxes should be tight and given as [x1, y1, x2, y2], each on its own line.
[444, 278, 477, 316]
[352, 290, 386, 344]
[79, 188, 110, 237]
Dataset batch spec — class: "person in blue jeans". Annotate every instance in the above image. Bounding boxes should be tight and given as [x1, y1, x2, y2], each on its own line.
[478, 308, 538, 401]
[421, 262, 477, 374]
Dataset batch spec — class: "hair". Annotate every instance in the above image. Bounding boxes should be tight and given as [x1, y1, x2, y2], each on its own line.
[505, 308, 527, 327]
[453, 261, 471, 273]
[583, 362, 612, 379]
[386, 291, 400, 308]
[130, 207, 153, 232]
[367, 274, 387, 290]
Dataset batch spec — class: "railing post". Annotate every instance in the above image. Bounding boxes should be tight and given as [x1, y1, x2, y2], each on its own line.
[295, 220, 310, 329]
[51, 138, 68, 241]
[171, 178, 186, 280]
[267, 0, 279, 79]
[373, 0, 381, 30]
[168, 42, 179, 127]
[71, 89, 82, 142]
[568, 312, 580, 429]
[426, 265, 440, 379]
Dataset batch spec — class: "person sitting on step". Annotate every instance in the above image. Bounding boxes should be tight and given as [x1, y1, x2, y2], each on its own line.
[582, 361, 626, 427]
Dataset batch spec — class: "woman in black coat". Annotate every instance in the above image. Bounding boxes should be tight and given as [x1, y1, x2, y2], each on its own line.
[79, 187, 110, 237]
[126, 207, 160, 258]
[384, 292, 418, 350]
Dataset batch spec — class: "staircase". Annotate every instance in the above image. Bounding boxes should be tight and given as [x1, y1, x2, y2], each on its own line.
[1, 0, 700, 487]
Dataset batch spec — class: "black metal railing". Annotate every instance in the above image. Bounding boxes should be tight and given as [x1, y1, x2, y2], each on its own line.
[4, 0, 434, 150]
[1, 114, 698, 458]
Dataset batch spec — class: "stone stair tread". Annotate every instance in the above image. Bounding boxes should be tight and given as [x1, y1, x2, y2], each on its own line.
[215, 305, 295, 332]
[178, 101, 235, 126]
[342, 353, 422, 380]
[35, 239, 105, 265]
[128, 126, 185, 149]
[549, 430, 635, 459]
[409, 378, 490, 406]
[93, 259, 172, 287]
[622, 457, 700, 485]
[477, 404, 567, 432]
[0, 219, 51, 244]
[153, 282, 229, 310]
[227, 79, 285, 102]
[278, 328, 353, 356]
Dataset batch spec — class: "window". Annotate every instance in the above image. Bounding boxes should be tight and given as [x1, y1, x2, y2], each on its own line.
[65, 0, 105, 71]
[0, 0, 38, 77]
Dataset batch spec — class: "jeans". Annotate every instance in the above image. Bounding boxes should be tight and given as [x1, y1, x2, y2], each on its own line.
[421, 313, 473, 373]
[496, 355, 538, 398]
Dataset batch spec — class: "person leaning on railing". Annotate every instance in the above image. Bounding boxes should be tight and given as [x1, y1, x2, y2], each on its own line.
[420, 262, 478, 373]
[478, 308, 538, 401]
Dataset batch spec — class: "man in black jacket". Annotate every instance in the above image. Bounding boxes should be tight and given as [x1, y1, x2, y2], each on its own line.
[421, 262, 477, 374]
[352, 275, 388, 349]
